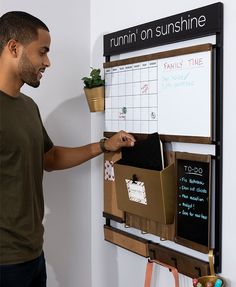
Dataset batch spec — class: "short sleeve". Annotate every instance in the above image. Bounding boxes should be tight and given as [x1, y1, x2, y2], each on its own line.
[35, 105, 54, 153]
[42, 125, 54, 153]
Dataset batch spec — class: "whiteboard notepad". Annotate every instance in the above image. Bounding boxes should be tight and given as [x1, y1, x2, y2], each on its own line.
[158, 51, 212, 138]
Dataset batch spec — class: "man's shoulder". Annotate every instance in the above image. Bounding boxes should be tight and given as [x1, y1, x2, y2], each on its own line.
[20, 92, 38, 106]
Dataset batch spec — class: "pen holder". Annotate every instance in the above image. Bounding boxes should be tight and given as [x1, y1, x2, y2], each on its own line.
[197, 275, 225, 287]
[195, 250, 225, 287]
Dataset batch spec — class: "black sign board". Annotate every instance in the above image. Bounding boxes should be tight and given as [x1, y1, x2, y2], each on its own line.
[103, 2, 223, 56]
[175, 153, 211, 253]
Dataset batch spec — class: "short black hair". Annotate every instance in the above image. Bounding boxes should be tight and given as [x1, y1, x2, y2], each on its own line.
[0, 11, 49, 54]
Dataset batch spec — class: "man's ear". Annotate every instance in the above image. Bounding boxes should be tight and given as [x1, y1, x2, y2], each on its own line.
[7, 39, 21, 57]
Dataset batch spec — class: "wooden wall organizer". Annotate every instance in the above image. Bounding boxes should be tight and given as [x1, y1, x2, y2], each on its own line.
[103, 2, 223, 276]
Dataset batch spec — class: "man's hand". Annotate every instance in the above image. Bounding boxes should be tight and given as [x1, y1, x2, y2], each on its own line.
[104, 130, 135, 152]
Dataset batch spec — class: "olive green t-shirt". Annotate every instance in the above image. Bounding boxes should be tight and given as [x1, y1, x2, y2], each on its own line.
[0, 91, 53, 264]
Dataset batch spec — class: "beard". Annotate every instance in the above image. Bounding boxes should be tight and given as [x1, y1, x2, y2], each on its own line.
[18, 52, 40, 88]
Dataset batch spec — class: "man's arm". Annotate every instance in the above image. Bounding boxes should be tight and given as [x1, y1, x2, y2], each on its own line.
[44, 130, 135, 171]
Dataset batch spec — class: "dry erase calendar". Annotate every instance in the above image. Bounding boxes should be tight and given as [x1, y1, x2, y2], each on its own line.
[104, 46, 212, 140]
[105, 60, 158, 134]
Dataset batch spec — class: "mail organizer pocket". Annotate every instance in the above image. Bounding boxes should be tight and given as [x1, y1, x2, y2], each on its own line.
[114, 163, 176, 224]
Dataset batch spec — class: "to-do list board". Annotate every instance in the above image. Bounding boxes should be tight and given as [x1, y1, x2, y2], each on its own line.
[176, 152, 211, 253]
[104, 44, 213, 142]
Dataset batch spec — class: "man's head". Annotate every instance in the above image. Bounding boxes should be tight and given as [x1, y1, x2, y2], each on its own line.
[0, 11, 49, 55]
[0, 11, 51, 90]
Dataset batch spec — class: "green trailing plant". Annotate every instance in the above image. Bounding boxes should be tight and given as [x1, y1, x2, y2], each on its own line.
[82, 67, 105, 89]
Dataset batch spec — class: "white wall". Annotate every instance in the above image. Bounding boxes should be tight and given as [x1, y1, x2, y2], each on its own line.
[90, 0, 236, 287]
[1, 1, 92, 287]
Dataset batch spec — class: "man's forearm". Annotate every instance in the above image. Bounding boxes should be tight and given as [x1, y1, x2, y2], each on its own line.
[43, 130, 135, 172]
[44, 143, 102, 171]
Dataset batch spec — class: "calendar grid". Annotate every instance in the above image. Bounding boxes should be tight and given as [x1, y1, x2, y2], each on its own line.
[105, 59, 158, 134]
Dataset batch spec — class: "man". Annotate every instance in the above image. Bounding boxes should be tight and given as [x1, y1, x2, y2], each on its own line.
[0, 11, 135, 286]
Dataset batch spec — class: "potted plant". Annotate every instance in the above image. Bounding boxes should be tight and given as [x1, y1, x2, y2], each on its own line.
[82, 67, 105, 112]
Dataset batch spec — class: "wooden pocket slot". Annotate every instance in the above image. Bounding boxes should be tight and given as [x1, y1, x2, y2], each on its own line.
[104, 225, 149, 257]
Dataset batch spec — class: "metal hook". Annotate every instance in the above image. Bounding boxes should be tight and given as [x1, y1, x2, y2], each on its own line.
[171, 257, 178, 269]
